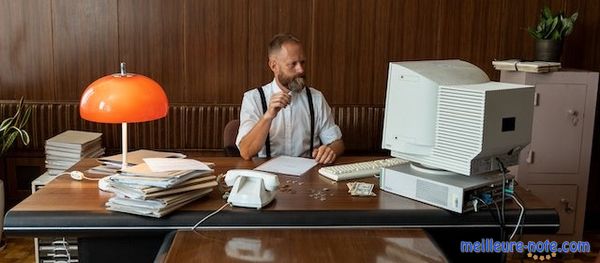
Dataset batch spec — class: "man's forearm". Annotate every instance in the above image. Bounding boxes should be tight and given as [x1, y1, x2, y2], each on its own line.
[328, 139, 345, 156]
[238, 116, 273, 160]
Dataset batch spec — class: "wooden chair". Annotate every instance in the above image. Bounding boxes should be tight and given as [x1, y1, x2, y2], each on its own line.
[223, 119, 240, 157]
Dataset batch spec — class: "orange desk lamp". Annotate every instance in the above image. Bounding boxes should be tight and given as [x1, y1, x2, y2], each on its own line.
[80, 62, 169, 170]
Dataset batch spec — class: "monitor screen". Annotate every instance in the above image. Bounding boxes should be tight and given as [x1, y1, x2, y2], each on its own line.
[382, 60, 534, 176]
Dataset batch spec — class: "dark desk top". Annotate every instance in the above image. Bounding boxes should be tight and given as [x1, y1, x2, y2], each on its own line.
[156, 229, 448, 263]
[5, 156, 559, 236]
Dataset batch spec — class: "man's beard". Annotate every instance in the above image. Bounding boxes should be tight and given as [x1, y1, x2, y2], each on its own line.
[278, 72, 306, 93]
[288, 77, 305, 92]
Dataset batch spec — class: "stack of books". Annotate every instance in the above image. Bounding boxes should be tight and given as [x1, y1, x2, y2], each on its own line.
[492, 59, 561, 73]
[45, 130, 104, 176]
[104, 161, 217, 218]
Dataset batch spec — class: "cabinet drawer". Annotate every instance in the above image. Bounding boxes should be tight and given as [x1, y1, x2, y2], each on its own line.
[524, 184, 577, 234]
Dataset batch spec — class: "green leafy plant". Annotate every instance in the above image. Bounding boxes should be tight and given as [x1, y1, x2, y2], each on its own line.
[0, 97, 32, 156]
[528, 6, 578, 40]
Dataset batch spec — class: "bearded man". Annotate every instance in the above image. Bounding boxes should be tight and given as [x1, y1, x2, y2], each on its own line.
[236, 33, 344, 164]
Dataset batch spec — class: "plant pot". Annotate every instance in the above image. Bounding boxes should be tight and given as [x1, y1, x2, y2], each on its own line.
[535, 39, 563, 62]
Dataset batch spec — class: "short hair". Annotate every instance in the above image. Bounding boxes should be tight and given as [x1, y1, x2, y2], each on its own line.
[268, 33, 301, 57]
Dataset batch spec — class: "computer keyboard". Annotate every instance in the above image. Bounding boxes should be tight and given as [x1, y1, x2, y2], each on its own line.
[318, 158, 408, 181]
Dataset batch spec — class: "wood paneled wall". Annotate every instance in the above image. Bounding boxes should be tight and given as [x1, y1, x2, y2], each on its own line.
[0, 101, 387, 154]
[2, 0, 599, 105]
[2, 0, 600, 224]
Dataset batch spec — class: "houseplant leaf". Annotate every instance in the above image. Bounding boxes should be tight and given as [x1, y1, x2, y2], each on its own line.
[542, 17, 559, 39]
[1, 132, 18, 156]
[1, 97, 32, 156]
[529, 6, 578, 41]
[542, 6, 553, 20]
[0, 117, 14, 133]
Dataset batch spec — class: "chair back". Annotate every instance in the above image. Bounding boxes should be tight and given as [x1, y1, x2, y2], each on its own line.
[223, 119, 240, 156]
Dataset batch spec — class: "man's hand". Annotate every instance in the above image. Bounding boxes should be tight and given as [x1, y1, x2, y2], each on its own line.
[265, 92, 291, 120]
[312, 145, 337, 164]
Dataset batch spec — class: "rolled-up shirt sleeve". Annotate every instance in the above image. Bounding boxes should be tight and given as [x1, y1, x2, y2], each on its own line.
[236, 91, 262, 148]
[317, 94, 342, 145]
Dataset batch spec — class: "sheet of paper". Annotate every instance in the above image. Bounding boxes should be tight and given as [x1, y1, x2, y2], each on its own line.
[143, 158, 212, 172]
[121, 163, 176, 177]
[254, 156, 317, 176]
[98, 149, 187, 165]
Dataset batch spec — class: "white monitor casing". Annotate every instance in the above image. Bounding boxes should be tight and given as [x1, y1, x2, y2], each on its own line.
[382, 60, 534, 176]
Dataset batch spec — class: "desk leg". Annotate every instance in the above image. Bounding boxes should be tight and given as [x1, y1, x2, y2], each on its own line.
[78, 234, 166, 263]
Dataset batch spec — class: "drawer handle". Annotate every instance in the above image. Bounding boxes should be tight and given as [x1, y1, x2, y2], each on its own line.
[526, 150, 534, 164]
[567, 109, 579, 126]
[560, 198, 574, 213]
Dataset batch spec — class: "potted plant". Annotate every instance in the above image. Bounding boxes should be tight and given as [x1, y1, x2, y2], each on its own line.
[528, 6, 578, 62]
[0, 97, 31, 251]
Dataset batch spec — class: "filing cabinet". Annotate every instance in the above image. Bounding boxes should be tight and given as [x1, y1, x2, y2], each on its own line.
[501, 70, 598, 241]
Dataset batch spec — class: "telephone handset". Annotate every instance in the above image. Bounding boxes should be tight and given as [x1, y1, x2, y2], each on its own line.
[225, 169, 280, 209]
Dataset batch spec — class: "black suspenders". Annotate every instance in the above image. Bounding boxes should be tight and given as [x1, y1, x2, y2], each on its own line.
[257, 86, 315, 158]
[257, 87, 272, 157]
[306, 87, 315, 155]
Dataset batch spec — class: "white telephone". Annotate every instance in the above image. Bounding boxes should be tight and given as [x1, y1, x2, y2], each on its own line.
[224, 169, 279, 209]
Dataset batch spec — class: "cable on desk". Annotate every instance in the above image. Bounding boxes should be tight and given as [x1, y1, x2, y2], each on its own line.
[495, 157, 510, 263]
[508, 194, 525, 241]
[473, 196, 501, 224]
[192, 202, 231, 231]
[512, 191, 526, 242]
[495, 157, 508, 227]
[58, 171, 102, 181]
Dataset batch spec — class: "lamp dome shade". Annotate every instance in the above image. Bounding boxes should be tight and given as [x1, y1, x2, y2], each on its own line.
[80, 73, 169, 123]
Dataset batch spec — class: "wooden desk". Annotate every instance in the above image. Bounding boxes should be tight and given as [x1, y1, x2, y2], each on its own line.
[4, 156, 558, 262]
[156, 229, 448, 263]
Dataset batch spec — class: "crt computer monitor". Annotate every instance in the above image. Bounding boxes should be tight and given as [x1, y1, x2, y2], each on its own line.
[381, 60, 534, 176]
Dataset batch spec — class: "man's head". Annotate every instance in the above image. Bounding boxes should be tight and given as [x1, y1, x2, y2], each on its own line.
[268, 34, 306, 91]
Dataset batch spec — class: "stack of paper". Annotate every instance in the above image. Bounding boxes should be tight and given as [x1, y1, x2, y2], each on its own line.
[45, 130, 104, 176]
[104, 158, 217, 218]
[492, 59, 561, 73]
[87, 149, 187, 175]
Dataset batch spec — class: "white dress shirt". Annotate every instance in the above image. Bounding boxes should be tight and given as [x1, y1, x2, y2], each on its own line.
[236, 79, 342, 158]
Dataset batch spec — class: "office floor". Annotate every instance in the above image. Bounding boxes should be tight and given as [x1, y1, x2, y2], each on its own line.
[0, 238, 34, 263]
[0, 233, 598, 262]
